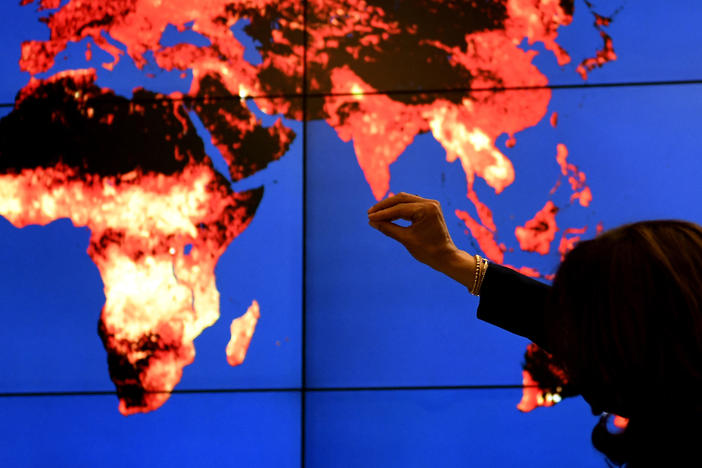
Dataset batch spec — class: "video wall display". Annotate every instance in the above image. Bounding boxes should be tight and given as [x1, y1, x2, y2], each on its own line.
[1, 0, 701, 466]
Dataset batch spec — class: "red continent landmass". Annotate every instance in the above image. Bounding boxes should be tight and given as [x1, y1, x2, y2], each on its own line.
[515, 201, 559, 255]
[0, 70, 280, 415]
[6, 0, 619, 415]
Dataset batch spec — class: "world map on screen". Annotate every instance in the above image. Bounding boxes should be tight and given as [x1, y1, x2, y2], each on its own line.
[0, 0, 618, 416]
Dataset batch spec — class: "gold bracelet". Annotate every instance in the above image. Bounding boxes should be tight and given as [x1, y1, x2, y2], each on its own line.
[470, 254, 482, 295]
[475, 257, 489, 295]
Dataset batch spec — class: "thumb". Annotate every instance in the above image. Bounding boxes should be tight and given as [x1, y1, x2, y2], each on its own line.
[369, 220, 408, 244]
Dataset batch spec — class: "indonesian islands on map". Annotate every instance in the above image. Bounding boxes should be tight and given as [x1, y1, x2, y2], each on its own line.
[0, 0, 622, 415]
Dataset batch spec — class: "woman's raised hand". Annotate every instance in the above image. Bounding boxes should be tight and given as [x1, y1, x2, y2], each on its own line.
[367, 192, 477, 289]
[367, 193, 459, 269]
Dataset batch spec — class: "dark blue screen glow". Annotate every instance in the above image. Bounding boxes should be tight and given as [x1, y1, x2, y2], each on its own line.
[1, 0, 701, 466]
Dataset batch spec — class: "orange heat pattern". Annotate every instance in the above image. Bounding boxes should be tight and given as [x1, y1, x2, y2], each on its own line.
[303, 0, 610, 278]
[0, 161, 259, 414]
[518, 343, 571, 412]
[318, 0, 556, 213]
[6, 0, 619, 415]
[576, 12, 617, 80]
[8, 0, 304, 414]
[226, 300, 261, 367]
[519, 346, 630, 436]
[0, 68, 270, 414]
[15, 0, 614, 273]
[515, 201, 559, 255]
[558, 226, 588, 260]
[555, 143, 592, 207]
[613, 415, 629, 430]
[518, 370, 561, 412]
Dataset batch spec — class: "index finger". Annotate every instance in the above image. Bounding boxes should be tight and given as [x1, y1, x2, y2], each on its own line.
[367, 192, 426, 214]
[367, 202, 418, 222]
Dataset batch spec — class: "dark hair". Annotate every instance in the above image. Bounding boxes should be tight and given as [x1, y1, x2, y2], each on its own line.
[547, 220, 702, 466]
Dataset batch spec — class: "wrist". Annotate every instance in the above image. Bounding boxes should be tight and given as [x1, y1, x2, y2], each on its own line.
[434, 248, 478, 290]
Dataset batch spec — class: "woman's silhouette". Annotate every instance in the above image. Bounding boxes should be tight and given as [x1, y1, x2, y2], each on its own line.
[368, 192, 702, 467]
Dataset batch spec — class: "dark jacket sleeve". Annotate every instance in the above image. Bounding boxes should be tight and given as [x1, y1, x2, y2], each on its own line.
[476, 263, 552, 350]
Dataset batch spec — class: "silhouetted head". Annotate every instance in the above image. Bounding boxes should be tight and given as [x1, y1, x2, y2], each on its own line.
[548, 220, 702, 466]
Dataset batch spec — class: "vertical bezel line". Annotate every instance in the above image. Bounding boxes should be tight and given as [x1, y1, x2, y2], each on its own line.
[301, 0, 308, 467]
